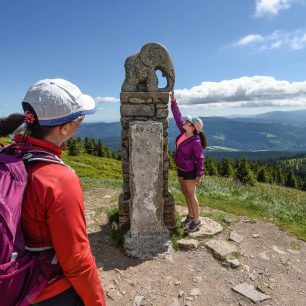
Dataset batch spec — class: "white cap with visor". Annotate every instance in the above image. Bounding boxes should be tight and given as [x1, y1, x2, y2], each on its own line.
[22, 78, 96, 126]
[186, 115, 203, 133]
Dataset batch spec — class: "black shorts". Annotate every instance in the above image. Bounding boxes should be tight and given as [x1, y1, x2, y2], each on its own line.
[177, 168, 196, 180]
[31, 287, 84, 306]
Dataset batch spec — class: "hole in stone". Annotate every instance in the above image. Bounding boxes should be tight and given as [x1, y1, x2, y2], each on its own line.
[156, 69, 167, 89]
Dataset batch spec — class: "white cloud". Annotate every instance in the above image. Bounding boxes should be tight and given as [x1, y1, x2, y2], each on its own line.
[290, 33, 306, 49]
[234, 30, 306, 50]
[237, 34, 264, 46]
[95, 96, 119, 103]
[175, 76, 306, 108]
[255, 0, 293, 17]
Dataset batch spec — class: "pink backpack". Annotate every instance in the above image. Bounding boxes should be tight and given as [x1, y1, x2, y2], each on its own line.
[0, 146, 65, 306]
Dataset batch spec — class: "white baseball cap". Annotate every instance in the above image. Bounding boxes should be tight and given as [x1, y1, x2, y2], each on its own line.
[22, 78, 96, 126]
[186, 115, 203, 133]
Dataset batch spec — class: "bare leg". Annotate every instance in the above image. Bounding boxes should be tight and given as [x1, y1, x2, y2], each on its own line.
[178, 177, 193, 218]
[183, 179, 199, 223]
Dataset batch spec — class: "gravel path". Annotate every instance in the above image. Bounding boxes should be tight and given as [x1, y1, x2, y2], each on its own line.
[83, 188, 306, 306]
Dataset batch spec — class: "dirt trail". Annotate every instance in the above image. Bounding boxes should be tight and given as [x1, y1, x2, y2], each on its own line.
[83, 188, 306, 306]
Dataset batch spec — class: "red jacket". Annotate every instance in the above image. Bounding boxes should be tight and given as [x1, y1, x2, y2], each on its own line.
[13, 135, 106, 306]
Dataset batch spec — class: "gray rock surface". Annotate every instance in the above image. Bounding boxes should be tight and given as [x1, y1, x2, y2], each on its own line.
[190, 288, 202, 296]
[133, 295, 144, 306]
[122, 42, 175, 92]
[189, 217, 223, 237]
[123, 122, 171, 259]
[229, 231, 244, 243]
[204, 239, 238, 260]
[225, 258, 240, 268]
[272, 245, 286, 254]
[232, 283, 271, 303]
[178, 239, 199, 251]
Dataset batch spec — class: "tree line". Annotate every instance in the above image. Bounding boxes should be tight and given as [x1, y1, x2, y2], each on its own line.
[67, 137, 120, 160]
[198, 155, 306, 191]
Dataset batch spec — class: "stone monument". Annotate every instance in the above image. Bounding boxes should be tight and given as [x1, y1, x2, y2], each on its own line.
[118, 42, 176, 259]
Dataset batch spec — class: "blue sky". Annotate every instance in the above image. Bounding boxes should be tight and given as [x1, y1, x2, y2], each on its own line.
[1, 0, 306, 122]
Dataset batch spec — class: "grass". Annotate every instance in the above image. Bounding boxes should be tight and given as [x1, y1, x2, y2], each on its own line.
[107, 207, 128, 248]
[170, 213, 189, 250]
[170, 175, 306, 241]
[201, 210, 240, 230]
[61, 151, 122, 180]
[61, 152, 306, 241]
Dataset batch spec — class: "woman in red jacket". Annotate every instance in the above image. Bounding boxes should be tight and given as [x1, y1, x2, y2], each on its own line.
[0, 79, 106, 306]
[170, 90, 207, 232]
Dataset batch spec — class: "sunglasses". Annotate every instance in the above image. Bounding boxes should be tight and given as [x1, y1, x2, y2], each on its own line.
[72, 115, 85, 124]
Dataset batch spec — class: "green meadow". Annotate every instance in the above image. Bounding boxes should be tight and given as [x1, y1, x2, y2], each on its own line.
[61, 151, 306, 241]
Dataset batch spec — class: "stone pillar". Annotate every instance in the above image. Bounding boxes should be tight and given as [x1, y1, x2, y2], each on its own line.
[123, 122, 171, 259]
[129, 122, 164, 236]
[118, 92, 176, 231]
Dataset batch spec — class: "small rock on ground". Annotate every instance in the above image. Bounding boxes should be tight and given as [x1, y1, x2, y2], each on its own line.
[178, 239, 199, 251]
[229, 231, 244, 243]
[232, 282, 271, 303]
[205, 239, 238, 260]
[133, 295, 144, 306]
[224, 258, 240, 268]
[190, 287, 202, 296]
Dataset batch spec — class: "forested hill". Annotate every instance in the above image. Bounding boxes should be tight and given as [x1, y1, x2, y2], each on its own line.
[76, 110, 306, 152]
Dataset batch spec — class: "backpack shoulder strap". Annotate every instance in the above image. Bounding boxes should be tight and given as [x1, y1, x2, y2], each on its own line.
[23, 150, 73, 171]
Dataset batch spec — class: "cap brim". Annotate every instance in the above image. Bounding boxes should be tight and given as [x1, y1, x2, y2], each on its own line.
[78, 94, 96, 115]
[186, 115, 193, 122]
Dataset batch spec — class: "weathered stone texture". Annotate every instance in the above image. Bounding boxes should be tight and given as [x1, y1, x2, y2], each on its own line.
[178, 239, 199, 251]
[121, 43, 175, 92]
[120, 104, 155, 117]
[121, 91, 170, 102]
[189, 217, 223, 237]
[232, 283, 271, 303]
[204, 239, 238, 260]
[123, 121, 172, 259]
[129, 122, 164, 236]
[163, 213, 175, 227]
[118, 91, 175, 230]
[122, 162, 129, 174]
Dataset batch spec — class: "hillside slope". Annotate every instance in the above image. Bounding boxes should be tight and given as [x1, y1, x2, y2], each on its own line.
[62, 152, 306, 241]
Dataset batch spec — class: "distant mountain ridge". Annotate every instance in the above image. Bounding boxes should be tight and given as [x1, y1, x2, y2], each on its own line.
[76, 109, 306, 153]
[234, 109, 306, 125]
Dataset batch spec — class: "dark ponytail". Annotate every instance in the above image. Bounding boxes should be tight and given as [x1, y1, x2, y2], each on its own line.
[0, 113, 24, 137]
[199, 131, 207, 149]
[0, 103, 56, 139]
[192, 128, 207, 149]
[22, 103, 55, 139]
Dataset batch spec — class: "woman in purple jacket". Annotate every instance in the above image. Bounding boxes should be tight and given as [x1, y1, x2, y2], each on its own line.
[170, 90, 207, 232]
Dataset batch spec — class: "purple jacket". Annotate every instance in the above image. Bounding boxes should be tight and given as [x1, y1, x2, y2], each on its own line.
[171, 100, 205, 177]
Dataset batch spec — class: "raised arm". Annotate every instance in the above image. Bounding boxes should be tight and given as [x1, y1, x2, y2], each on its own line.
[170, 91, 185, 133]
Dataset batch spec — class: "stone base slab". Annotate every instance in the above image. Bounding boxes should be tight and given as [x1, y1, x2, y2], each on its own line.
[124, 228, 172, 260]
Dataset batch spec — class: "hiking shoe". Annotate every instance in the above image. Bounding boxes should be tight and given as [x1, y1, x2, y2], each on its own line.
[181, 215, 193, 226]
[186, 220, 202, 233]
